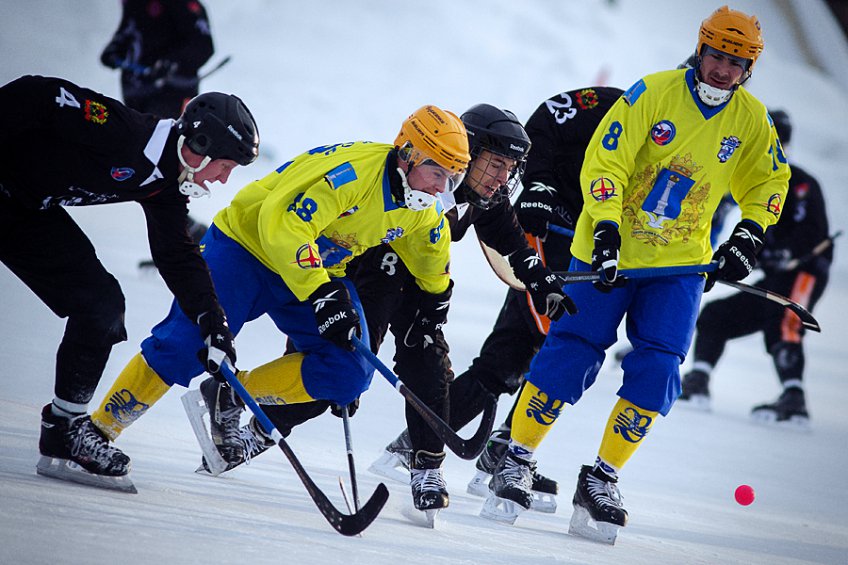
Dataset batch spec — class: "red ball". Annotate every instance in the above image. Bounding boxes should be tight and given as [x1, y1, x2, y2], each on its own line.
[735, 484, 755, 506]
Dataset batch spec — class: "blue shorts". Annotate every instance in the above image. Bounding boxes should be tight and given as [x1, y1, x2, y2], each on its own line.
[527, 259, 704, 415]
[140, 224, 372, 405]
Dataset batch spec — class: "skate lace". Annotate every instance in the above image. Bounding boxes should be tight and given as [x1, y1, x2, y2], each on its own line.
[586, 473, 623, 509]
[502, 455, 534, 490]
[240, 422, 274, 464]
[69, 418, 119, 463]
[411, 468, 446, 493]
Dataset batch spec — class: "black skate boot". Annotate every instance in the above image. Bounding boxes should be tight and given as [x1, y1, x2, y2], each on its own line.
[37, 404, 136, 493]
[568, 464, 627, 544]
[410, 450, 449, 527]
[468, 427, 559, 512]
[199, 377, 245, 464]
[678, 369, 711, 410]
[199, 415, 276, 474]
[368, 429, 413, 484]
[479, 449, 534, 524]
[751, 387, 810, 428]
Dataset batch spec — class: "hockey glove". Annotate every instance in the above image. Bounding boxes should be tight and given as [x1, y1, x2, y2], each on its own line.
[591, 221, 625, 292]
[330, 398, 360, 419]
[705, 220, 764, 292]
[403, 280, 453, 349]
[516, 182, 563, 238]
[509, 247, 577, 321]
[197, 309, 236, 382]
[310, 279, 361, 351]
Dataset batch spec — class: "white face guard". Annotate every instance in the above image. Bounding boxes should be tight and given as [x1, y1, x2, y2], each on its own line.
[177, 136, 213, 198]
[396, 152, 466, 212]
[397, 166, 438, 211]
[696, 81, 734, 106]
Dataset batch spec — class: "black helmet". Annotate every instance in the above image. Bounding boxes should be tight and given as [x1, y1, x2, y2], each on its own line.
[769, 109, 792, 146]
[460, 104, 531, 210]
[176, 92, 260, 166]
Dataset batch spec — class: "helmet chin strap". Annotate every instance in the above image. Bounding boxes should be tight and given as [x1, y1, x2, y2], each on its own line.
[177, 136, 212, 198]
[397, 166, 437, 211]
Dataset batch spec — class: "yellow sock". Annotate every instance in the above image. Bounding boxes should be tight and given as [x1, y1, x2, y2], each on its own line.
[240, 353, 315, 405]
[509, 381, 566, 450]
[597, 397, 659, 471]
[92, 353, 171, 440]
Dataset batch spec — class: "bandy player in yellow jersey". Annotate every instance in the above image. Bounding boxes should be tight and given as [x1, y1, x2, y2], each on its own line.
[87, 105, 470, 492]
[480, 6, 790, 543]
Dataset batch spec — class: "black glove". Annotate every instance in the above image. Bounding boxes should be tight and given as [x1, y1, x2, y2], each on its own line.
[516, 182, 562, 238]
[99, 40, 126, 69]
[705, 220, 764, 292]
[403, 280, 453, 349]
[509, 247, 577, 321]
[330, 398, 360, 419]
[196, 309, 236, 381]
[310, 279, 361, 351]
[591, 221, 625, 292]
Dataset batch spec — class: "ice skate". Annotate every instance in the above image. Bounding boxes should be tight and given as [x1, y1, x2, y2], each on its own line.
[568, 464, 627, 545]
[36, 404, 136, 493]
[196, 415, 276, 475]
[479, 450, 534, 525]
[467, 427, 558, 513]
[677, 369, 711, 411]
[409, 451, 449, 528]
[751, 387, 810, 430]
[368, 429, 413, 484]
[199, 377, 245, 464]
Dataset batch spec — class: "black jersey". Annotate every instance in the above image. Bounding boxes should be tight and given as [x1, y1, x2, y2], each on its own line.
[446, 188, 527, 257]
[516, 87, 623, 231]
[0, 75, 218, 319]
[760, 163, 832, 277]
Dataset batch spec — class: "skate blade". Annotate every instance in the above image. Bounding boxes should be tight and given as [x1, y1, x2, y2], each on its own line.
[466, 470, 491, 498]
[567, 505, 619, 545]
[530, 490, 557, 513]
[180, 389, 230, 476]
[400, 505, 442, 529]
[479, 493, 526, 525]
[36, 456, 137, 494]
[367, 450, 410, 485]
[750, 409, 811, 431]
[676, 394, 711, 412]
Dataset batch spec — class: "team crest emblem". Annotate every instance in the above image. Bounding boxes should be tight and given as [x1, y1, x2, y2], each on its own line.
[110, 167, 134, 181]
[613, 407, 653, 443]
[766, 193, 782, 216]
[589, 177, 617, 202]
[650, 120, 676, 146]
[576, 88, 599, 109]
[294, 243, 322, 269]
[717, 136, 741, 163]
[84, 100, 108, 124]
[525, 390, 565, 426]
[382, 227, 404, 244]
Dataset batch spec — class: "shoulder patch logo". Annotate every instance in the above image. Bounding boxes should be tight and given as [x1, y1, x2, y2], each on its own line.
[294, 243, 322, 269]
[576, 88, 599, 110]
[650, 120, 676, 146]
[766, 193, 782, 217]
[84, 100, 108, 124]
[589, 177, 617, 202]
[623, 79, 647, 106]
[324, 162, 357, 190]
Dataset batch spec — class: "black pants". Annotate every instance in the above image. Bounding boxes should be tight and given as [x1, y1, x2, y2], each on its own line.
[0, 200, 127, 404]
[692, 269, 828, 384]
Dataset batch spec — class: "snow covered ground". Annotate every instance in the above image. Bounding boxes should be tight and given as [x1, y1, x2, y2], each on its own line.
[1, 1, 847, 564]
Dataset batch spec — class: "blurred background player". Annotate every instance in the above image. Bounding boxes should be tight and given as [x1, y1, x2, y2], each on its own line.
[481, 6, 789, 543]
[0, 75, 259, 493]
[679, 108, 834, 427]
[101, 0, 218, 254]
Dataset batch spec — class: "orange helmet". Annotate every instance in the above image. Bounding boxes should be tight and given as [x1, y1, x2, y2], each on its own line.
[697, 6, 764, 71]
[394, 105, 470, 174]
